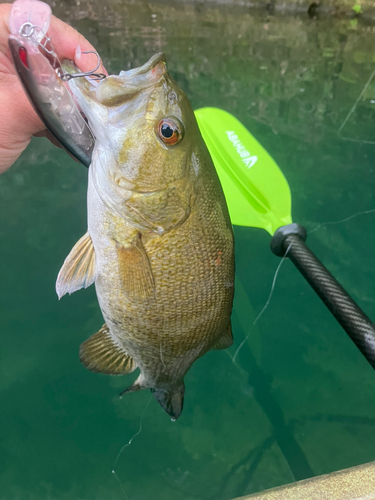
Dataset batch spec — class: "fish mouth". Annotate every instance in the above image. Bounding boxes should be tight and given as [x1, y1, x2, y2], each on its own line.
[61, 53, 168, 148]
[63, 53, 167, 109]
[96, 52, 167, 105]
[118, 52, 166, 78]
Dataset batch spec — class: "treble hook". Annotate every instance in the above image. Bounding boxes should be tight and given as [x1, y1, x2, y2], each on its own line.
[57, 50, 106, 81]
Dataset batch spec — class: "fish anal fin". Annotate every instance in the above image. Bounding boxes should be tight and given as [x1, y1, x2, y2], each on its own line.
[80, 324, 137, 375]
[56, 232, 96, 299]
[211, 323, 233, 350]
[119, 374, 147, 397]
[116, 233, 155, 299]
[151, 383, 185, 420]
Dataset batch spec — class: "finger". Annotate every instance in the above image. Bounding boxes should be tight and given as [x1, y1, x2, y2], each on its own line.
[0, 4, 12, 55]
[48, 15, 107, 75]
[0, 3, 107, 76]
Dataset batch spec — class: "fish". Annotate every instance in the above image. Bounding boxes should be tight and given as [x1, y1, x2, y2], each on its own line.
[56, 53, 234, 420]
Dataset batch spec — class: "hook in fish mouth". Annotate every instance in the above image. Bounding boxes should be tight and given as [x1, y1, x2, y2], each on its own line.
[57, 50, 106, 82]
[63, 53, 168, 109]
[60, 52, 105, 81]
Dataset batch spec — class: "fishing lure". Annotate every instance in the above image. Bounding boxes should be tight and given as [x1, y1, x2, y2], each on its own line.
[8, 0, 105, 166]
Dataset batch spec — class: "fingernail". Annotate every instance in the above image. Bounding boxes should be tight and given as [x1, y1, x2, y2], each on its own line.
[75, 44, 81, 60]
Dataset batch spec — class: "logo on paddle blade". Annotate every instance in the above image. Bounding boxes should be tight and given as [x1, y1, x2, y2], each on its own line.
[225, 131, 258, 169]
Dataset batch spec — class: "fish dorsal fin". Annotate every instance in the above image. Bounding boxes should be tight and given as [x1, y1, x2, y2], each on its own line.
[211, 323, 233, 350]
[56, 232, 96, 299]
[116, 233, 155, 299]
[80, 324, 137, 375]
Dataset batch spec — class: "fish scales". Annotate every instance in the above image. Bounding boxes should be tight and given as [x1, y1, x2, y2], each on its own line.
[56, 53, 234, 419]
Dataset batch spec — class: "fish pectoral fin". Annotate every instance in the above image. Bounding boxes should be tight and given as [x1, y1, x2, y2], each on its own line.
[80, 324, 137, 375]
[211, 323, 233, 350]
[125, 180, 193, 234]
[151, 383, 185, 420]
[56, 231, 97, 299]
[116, 233, 155, 299]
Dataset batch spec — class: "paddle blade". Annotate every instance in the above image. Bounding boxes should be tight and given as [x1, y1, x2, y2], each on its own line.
[195, 107, 292, 235]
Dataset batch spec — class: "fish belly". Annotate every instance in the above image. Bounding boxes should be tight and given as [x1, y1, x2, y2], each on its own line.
[87, 172, 234, 385]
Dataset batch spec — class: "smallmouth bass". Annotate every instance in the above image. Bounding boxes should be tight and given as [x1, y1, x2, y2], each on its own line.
[56, 53, 234, 419]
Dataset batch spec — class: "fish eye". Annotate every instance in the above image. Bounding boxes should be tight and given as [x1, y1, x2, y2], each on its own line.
[157, 117, 184, 146]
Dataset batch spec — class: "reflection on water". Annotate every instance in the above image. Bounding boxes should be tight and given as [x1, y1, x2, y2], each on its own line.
[1, 1, 375, 499]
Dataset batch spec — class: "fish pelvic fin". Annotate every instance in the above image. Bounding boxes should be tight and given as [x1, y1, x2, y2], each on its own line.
[56, 231, 96, 299]
[151, 383, 185, 420]
[211, 322, 233, 351]
[116, 232, 155, 300]
[80, 324, 137, 375]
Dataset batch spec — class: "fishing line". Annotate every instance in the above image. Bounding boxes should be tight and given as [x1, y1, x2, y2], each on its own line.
[307, 207, 375, 235]
[111, 395, 152, 499]
[232, 243, 293, 364]
[232, 203, 375, 363]
[112, 473, 130, 500]
[337, 68, 375, 145]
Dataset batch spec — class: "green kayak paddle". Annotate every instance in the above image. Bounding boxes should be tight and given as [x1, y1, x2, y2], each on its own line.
[195, 107, 292, 233]
[195, 107, 375, 370]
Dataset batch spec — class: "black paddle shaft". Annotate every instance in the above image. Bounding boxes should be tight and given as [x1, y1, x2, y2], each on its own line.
[270, 223, 375, 369]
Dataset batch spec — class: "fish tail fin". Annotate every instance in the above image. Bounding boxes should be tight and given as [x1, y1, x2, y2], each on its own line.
[151, 382, 185, 420]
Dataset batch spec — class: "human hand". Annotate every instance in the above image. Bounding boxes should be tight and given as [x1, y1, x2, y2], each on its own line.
[0, 3, 106, 174]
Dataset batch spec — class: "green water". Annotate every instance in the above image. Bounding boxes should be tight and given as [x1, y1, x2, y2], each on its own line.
[1, 1, 375, 499]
